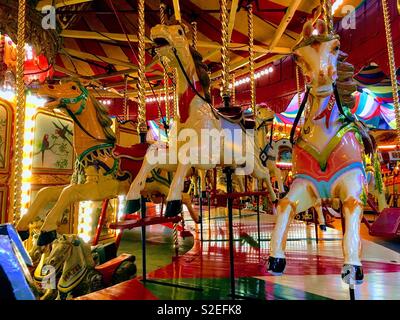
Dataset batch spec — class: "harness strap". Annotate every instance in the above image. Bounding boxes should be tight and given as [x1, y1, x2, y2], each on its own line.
[290, 87, 310, 145]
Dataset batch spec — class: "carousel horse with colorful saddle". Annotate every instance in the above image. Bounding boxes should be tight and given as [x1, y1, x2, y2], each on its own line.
[267, 19, 385, 284]
[124, 23, 277, 217]
[16, 80, 198, 246]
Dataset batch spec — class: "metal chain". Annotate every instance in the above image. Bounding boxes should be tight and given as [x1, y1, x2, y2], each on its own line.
[137, 0, 146, 134]
[220, 0, 230, 99]
[382, 0, 400, 145]
[191, 21, 198, 50]
[247, 4, 255, 113]
[12, 0, 27, 221]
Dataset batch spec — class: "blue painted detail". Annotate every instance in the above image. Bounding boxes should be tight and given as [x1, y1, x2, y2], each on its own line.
[295, 162, 366, 198]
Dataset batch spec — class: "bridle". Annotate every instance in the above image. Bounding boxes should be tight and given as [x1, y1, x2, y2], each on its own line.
[57, 83, 112, 143]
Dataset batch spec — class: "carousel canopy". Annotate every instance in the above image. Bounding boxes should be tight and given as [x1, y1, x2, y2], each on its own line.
[31, 0, 364, 120]
[272, 63, 400, 130]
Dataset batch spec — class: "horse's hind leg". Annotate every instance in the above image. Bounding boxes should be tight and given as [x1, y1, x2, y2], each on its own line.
[38, 180, 127, 245]
[182, 192, 199, 223]
[268, 179, 317, 274]
[314, 200, 326, 231]
[16, 185, 65, 239]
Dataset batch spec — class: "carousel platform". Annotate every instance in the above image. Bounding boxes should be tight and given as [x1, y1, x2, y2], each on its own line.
[77, 206, 400, 300]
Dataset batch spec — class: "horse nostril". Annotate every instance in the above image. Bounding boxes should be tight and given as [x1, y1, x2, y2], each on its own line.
[48, 85, 54, 89]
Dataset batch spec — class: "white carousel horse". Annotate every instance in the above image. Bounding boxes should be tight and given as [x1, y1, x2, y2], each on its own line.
[268, 19, 385, 284]
[16, 81, 198, 246]
[124, 24, 277, 217]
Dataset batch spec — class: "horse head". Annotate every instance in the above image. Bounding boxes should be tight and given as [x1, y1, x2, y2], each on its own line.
[43, 234, 72, 274]
[37, 80, 89, 115]
[256, 106, 275, 123]
[151, 23, 191, 68]
[293, 19, 340, 97]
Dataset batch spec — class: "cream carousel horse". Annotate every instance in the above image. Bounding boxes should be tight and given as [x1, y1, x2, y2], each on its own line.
[268, 20, 384, 283]
[40, 234, 104, 299]
[124, 24, 277, 216]
[16, 81, 198, 246]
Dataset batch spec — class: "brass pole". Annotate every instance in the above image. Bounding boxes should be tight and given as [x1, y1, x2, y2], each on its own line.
[220, 0, 231, 105]
[11, 0, 27, 221]
[247, 4, 255, 113]
[137, 0, 147, 137]
[382, 0, 400, 145]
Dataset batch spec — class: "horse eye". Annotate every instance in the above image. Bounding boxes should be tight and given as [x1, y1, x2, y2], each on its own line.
[334, 45, 340, 52]
[72, 85, 77, 90]
[178, 29, 183, 35]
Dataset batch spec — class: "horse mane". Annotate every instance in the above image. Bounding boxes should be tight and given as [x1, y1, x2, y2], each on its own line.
[336, 51, 357, 109]
[336, 51, 377, 155]
[189, 45, 212, 103]
[89, 95, 117, 143]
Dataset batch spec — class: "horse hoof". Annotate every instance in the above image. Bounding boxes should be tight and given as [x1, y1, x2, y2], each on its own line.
[267, 256, 286, 275]
[37, 230, 57, 246]
[341, 264, 364, 285]
[319, 224, 327, 231]
[18, 230, 30, 241]
[124, 199, 141, 214]
[165, 200, 183, 217]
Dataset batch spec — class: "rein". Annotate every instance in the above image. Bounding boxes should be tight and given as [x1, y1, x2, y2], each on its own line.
[172, 47, 211, 105]
[289, 83, 354, 145]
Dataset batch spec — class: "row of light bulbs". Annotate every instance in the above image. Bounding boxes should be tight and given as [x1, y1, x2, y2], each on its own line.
[233, 66, 274, 87]
[100, 99, 113, 105]
[146, 95, 174, 103]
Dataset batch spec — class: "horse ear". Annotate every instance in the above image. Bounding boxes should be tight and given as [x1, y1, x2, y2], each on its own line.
[316, 19, 328, 35]
[302, 20, 314, 38]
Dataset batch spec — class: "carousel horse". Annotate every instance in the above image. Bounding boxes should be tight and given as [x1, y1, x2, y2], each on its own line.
[40, 234, 104, 300]
[16, 81, 198, 246]
[267, 19, 385, 283]
[124, 23, 277, 216]
[256, 107, 286, 196]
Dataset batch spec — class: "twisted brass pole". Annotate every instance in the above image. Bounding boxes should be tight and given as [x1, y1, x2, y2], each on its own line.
[137, 0, 146, 136]
[296, 65, 301, 109]
[12, 0, 27, 221]
[191, 21, 198, 50]
[322, 0, 334, 34]
[172, 69, 178, 119]
[123, 74, 128, 120]
[220, 0, 231, 102]
[382, 0, 400, 145]
[231, 72, 236, 105]
[160, 3, 170, 124]
[247, 4, 255, 113]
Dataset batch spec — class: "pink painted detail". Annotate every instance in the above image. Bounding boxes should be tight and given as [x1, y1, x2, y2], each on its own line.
[293, 131, 364, 181]
[178, 80, 203, 123]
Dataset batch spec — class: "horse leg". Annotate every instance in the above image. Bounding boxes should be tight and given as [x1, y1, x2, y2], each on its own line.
[268, 179, 317, 274]
[125, 158, 158, 214]
[198, 169, 207, 198]
[182, 192, 199, 223]
[38, 180, 128, 245]
[16, 185, 65, 239]
[165, 163, 191, 217]
[253, 159, 277, 202]
[314, 200, 326, 231]
[336, 170, 365, 283]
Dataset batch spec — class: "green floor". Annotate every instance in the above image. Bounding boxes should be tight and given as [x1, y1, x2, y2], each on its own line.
[118, 226, 195, 275]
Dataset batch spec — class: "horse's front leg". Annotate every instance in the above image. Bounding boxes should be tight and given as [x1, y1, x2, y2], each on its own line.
[16, 185, 65, 239]
[336, 169, 366, 283]
[38, 180, 128, 245]
[268, 178, 317, 274]
[124, 147, 162, 214]
[165, 163, 191, 217]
